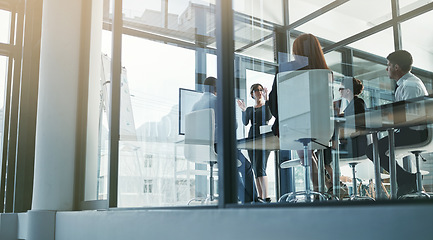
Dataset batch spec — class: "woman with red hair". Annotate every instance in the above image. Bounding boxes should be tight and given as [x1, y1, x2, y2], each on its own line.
[268, 33, 345, 198]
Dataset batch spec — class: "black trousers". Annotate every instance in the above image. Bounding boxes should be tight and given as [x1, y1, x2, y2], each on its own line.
[215, 144, 257, 203]
[237, 150, 258, 203]
[365, 127, 428, 186]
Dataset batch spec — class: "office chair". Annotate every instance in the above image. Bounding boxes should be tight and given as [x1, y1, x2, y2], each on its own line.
[394, 125, 433, 199]
[184, 108, 218, 204]
[277, 69, 334, 202]
[339, 135, 375, 201]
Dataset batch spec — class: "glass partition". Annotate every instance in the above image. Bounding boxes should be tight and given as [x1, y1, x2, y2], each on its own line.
[83, 0, 113, 203]
[94, 0, 433, 208]
[352, 57, 390, 108]
[116, 0, 217, 207]
[233, 0, 280, 204]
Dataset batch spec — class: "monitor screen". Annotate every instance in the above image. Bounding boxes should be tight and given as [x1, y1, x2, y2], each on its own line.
[179, 88, 202, 135]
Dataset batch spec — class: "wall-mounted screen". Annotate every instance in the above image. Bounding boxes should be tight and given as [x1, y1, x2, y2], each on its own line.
[179, 88, 202, 135]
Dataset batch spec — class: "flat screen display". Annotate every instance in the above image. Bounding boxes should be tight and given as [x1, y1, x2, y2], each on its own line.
[179, 88, 202, 135]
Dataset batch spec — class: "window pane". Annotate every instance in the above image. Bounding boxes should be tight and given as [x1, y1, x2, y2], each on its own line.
[324, 51, 342, 76]
[352, 57, 391, 108]
[401, 10, 433, 72]
[84, 0, 113, 201]
[0, 9, 11, 44]
[399, 0, 431, 14]
[288, 0, 334, 23]
[233, 0, 281, 62]
[296, 0, 392, 43]
[234, 0, 279, 205]
[348, 27, 394, 57]
[234, 0, 283, 25]
[118, 36, 199, 207]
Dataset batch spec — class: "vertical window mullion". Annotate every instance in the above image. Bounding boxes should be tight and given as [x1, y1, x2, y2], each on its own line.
[391, 0, 402, 50]
[216, 0, 237, 207]
[108, 0, 123, 208]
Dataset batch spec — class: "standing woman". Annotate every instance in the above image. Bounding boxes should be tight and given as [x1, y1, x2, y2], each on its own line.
[237, 84, 273, 202]
[268, 33, 333, 194]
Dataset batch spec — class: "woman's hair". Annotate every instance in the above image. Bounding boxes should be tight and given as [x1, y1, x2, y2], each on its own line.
[342, 77, 364, 96]
[250, 83, 264, 98]
[292, 33, 329, 70]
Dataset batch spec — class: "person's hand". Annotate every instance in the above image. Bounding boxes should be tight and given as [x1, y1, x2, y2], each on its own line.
[263, 87, 268, 101]
[237, 99, 246, 111]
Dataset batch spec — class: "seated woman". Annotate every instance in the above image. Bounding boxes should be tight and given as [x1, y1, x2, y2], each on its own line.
[268, 33, 331, 194]
[337, 77, 367, 158]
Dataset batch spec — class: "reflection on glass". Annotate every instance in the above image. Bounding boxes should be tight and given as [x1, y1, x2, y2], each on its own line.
[353, 57, 390, 108]
[118, 34, 196, 207]
[296, 0, 391, 43]
[237, 37, 274, 63]
[401, 10, 433, 72]
[0, 9, 11, 44]
[84, 27, 113, 200]
[233, 0, 276, 62]
[324, 51, 342, 76]
[234, 0, 283, 25]
[122, 0, 215, 41]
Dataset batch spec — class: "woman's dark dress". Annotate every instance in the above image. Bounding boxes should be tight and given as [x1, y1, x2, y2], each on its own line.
[241, 103, 273, 177]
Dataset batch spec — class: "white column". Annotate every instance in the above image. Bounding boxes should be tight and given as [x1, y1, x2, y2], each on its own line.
[32, 0, 83, 211]
[85, 0, 103, 200]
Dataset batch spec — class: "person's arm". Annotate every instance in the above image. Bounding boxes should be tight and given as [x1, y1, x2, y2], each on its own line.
[237, 99, 249, 126]
[264, 101, 272, 121]
[242, 107, 252, 126]
[354, 98, 366, 129]
[268, 74, 279, 136]
[267, 75, 278, 118]
[400, 85, 426, 100]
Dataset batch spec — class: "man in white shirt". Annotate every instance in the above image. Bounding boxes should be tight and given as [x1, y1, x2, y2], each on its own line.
[366, 50, 429, 198]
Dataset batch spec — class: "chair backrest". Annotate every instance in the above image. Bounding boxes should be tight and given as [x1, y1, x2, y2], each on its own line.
[184, 108, 217, 163]
[391, 125, 433, 159]
[277, 69, 334, 150]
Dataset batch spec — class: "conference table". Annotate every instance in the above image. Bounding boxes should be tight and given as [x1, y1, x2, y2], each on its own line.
[237, 94, 433, 200]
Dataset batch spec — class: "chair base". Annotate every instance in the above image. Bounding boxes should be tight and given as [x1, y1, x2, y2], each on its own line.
[349, 195, 375, 201]
[280, 158, 301, 169]
[399, 191, 431, 200]
[187, 195, 218, 205]
[278, 190, 330, 203]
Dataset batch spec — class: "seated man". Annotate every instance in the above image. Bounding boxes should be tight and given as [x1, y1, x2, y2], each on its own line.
[365, 50, 429, 197]
[192, 76, 258, 203]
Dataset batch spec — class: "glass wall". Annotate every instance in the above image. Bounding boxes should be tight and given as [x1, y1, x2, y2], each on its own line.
[92, 0, 433, 208]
